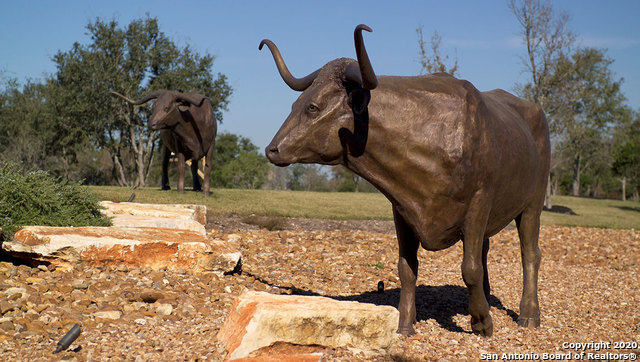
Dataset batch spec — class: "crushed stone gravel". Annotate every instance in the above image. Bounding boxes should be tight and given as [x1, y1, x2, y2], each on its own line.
[0, 215, 638, 360]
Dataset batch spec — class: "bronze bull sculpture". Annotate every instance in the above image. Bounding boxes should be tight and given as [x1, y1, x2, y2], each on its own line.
[110, 90, 216, 196]
[261, 24, 550, 337]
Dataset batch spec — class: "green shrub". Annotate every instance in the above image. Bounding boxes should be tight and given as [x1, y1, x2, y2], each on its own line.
[0, 162, 111, 239]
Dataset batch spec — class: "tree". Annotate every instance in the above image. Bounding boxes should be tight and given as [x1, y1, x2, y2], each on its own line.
[210, 132, 270, 189]
[416, 25, 458, 76]
[51, 16, 232, 187]
[550, 48, 626, 196]
[509, 0, 575, 207]
[612, 111, 640, 201]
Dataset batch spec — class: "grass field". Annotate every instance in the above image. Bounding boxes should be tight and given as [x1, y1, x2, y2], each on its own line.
[87, 186, 640, 229]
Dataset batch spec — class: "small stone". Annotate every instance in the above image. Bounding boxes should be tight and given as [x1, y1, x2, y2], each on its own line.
[71, 279, 88, 290]
[155, 303, 173, 316]
[0, 301, 14, 315]
[224, 286, 232, 293]
[0, 321, 13, 331]
[4, 287, 26, 297]
[134, 318, 147, 326]
[93, 310, 123, 320]
[140, 291, 164, 303]
[25, 277, 44, 284]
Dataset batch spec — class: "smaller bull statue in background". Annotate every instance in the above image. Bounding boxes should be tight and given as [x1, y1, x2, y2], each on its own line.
[261, 25, 550, 337]
[110, 90, 217, 196]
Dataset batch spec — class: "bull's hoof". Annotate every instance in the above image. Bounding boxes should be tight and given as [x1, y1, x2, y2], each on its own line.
[471, 315, 493, 337]
[161, 186, 170, 191]
[192, 187, 202, 192]
[397, 325, 415, 336]
[517, 316, 540, 328]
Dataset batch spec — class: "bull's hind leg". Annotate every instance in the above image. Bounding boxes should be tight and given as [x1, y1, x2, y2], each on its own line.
[482, 237, 491, 304]
[462, 192, 493, 337]
[515, 207, 542, 327]
[393, 207, 419, 336]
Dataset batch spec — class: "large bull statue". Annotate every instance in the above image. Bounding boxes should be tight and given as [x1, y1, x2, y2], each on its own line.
[110, 90, 216, 196]
[260, 25, 550, 337]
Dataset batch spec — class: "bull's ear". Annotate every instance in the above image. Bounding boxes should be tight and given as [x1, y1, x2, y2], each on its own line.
[348, 88, 371, 115]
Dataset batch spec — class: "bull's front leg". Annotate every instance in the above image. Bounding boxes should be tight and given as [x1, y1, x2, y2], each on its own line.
[190, 159, 202, 192]
[461, 191, 493, 337]
[161, 146, 171, 190]
[393, 207, 419, 336]
[177, 152, 186, 193]
[202, 146, 214, 196]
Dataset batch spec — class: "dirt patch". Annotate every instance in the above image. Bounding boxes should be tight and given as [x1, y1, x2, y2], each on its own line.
[207, 213, 396, 234]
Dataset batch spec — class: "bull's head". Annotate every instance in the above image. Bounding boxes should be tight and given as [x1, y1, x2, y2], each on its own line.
[262, 24, 378, 167]
[109, 90, 207, 130]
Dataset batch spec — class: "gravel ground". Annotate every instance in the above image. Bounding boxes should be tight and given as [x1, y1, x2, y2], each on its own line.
[0, 216, 638, 361]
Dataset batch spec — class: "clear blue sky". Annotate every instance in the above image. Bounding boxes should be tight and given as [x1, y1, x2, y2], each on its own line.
[1, 0, 639, 151]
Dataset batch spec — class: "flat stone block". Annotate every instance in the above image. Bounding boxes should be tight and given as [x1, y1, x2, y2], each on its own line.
[3, 226, 240, 273]
[218, 291, 399, 360]
[100, 201, 207, 235]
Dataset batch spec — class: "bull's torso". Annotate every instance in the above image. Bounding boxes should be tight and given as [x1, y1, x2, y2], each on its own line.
[160, 102, 217, 160]
[348, 74, 549, 251]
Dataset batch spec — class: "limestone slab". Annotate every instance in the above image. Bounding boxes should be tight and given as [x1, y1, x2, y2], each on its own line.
[2, 225, 240, 273]
[99, 201, 207, 235]
[218, 291, 399, 360]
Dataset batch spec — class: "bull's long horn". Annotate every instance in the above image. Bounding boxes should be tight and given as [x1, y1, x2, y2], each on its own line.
[353, 24, 378, 90]
[259, 39, 320, 92]
[109, 91, 162, 105]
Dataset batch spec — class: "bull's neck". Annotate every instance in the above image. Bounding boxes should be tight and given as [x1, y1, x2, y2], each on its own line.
[342, 92, 415, 210]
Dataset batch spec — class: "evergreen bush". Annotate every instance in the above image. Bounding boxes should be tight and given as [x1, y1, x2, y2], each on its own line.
[0, 162, 111, 240]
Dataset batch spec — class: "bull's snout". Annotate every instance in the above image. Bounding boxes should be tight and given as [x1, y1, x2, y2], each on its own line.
[265, 144, 290, 167]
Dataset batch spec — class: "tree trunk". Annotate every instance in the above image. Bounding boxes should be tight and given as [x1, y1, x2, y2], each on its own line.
[572, 154, 581, 196]
[112, 153, 128, 187]
[621, 176, 626, 201]
[544, 174, 552, 209]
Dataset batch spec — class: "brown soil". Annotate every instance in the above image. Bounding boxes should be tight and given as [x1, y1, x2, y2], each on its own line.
[1, 215, 638, 360]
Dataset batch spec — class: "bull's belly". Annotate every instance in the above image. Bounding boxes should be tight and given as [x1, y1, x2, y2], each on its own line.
[402, 200, 525, 252]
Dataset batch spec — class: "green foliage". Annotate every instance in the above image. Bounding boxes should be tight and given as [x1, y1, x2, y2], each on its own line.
[211, 133, 269, 189]
[0, 15, 234, 188]
[0, 162, 111, 239]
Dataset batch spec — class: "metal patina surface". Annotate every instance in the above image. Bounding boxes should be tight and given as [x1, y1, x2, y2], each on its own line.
[261, 24, 550, 337]
[110, 90, 217, 195]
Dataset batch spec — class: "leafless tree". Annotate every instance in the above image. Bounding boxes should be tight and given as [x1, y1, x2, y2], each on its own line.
[416, 25, 459, 76]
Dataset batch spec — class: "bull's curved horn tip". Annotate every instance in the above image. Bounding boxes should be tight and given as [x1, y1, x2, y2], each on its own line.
[356, 24, 373, 33]
[259, 39, 269, 50]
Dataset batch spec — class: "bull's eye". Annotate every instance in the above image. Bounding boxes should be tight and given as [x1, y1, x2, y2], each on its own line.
[307, 104, 320, 114]
[164, 106, 170, 112]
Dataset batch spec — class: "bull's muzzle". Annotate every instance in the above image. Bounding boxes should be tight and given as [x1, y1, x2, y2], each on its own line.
[265, 144, 291, 167]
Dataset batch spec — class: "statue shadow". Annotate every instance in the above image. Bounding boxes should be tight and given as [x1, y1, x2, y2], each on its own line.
[616, 205, 640, 213]
[543, 205, 577, 215]
[284, 283, 518, 334]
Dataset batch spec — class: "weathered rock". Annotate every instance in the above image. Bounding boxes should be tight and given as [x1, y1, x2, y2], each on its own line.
[100, 201, 207, 235]
[2, 226, 241, 273]
[217, 291, 399, 360]
[93, 310, 123, 320]
[154, 303, 173, 316]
